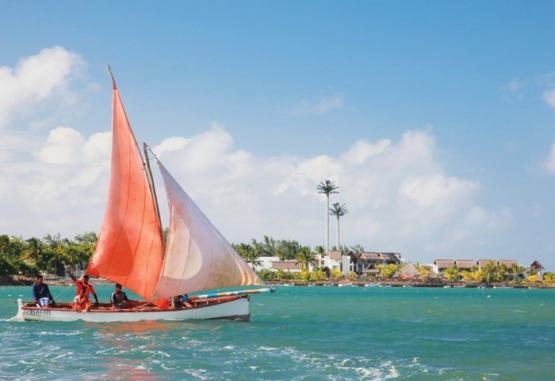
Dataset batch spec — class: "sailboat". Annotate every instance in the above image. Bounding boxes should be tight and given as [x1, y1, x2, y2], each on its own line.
[16, 71, 269, 322]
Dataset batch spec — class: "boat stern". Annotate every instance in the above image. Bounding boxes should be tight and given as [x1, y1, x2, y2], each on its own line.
[15, 298, 25, 321]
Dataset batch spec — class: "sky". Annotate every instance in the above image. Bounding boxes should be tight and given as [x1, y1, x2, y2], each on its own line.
[1, 1, 554, 269]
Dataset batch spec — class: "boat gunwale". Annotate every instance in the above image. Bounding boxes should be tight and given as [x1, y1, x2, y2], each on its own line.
[20, 295, 248, 314]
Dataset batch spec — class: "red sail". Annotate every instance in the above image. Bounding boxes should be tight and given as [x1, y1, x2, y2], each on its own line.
[87, 80, 164, 300]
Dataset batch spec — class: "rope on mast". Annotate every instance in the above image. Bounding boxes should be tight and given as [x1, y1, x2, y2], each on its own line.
[143, 143, 165, 249]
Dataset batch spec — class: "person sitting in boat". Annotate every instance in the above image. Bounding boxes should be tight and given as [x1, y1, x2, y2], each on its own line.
[68, 271, 98, 312]
[32, 275, 55, 308]
[110, 283, 129, 310]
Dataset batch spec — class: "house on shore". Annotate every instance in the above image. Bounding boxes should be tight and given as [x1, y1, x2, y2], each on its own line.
[255, 256, 303, 273]
[432, 259, 456, 274]
[498, 259, 518, 268]
[321, 250, 350, 274]
[530, 260, 545, 280]
[432, 259, 520, 275]
[349, 252, 401, 276]
[454, 260, 476, 271]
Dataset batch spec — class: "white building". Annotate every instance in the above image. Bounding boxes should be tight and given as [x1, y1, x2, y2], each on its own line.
[320, 250, 351, 275]
[256, 256, 303, 273]
[255, 253, 349, 274]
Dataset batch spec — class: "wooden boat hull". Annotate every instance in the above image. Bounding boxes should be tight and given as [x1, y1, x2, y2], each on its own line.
[16, 296, 250, 322]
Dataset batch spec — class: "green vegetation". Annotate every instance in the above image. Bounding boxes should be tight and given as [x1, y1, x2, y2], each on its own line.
[1, 232, 551, 289]
[0, 233, 97, 277]
[415, 264, 431, 281]
[442, 262, 528, 284]
[444, 267, 460, 282]
[231, 236, 308, 263]
[376, 264, 400, 279]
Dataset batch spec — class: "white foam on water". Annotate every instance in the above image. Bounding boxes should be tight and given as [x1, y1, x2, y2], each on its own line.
[183, 368, 209, 380]
[39, 330, 80, 336]
[143, 349, 171, 358]
[258, 346, 278, 351]
[3, 315, 23, 322]
[481, 372, 501, 381]
[53, 351, 73, 360]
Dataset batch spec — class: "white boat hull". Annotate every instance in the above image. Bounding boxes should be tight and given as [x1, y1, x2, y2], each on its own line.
[16, 297, 250, 323]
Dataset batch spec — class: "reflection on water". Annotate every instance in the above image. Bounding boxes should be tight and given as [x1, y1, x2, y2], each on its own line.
[89, 319, 177, 335]
[97, 358, 161, 381]
[91, 321, 180, 380]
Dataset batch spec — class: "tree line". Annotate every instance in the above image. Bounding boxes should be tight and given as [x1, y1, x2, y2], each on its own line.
[0, 233, 97, 277]
[0, 233, 340, 278]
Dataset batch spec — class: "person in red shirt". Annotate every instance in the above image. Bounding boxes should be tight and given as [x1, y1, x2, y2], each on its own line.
[68, 271, 99, 312]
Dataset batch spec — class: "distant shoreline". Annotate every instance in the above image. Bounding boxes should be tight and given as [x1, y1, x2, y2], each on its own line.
[2, 275, 553, 289]
[0, 276, 114, 287]
[265, 279, 555, 289]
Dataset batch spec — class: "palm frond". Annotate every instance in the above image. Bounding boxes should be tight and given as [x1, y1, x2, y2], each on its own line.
[329, 202, 348, 217]
[317, 179, 339, 195]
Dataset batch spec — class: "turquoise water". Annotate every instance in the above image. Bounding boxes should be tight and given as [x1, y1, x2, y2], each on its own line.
[1, 285, 554, 380]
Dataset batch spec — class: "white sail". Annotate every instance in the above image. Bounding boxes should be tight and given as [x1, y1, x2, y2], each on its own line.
[152, 160, 263, 299]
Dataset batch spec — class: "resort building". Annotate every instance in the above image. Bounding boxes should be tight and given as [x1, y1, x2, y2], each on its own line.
[321, 250, 351, 275]
[257, 256, 279, 271]
[432, 259, 456, 274]
[255, 257, 303, 273]
[454, 260, 476, 271]
[349, 252, 401, 276]
[498, 260, 518, 267]
[432, 259, 521, 275]
[256, 251, 349, 274]
[530, 260, 545, 279]
[271, 260, 303, 272]
[477, 260, 498, 269]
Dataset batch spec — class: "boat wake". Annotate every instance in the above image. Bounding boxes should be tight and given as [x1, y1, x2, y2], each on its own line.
[3, 314, 23, 322]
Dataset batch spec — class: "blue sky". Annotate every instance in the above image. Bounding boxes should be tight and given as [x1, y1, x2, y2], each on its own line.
[1, 1, 554, 268]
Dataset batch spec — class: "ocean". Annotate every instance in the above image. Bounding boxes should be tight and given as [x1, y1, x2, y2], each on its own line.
[0, 285, 554, 380]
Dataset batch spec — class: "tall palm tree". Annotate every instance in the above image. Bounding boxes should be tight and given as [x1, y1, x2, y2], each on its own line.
[317, 180, 338, 256]
[329, 202, 348, 250]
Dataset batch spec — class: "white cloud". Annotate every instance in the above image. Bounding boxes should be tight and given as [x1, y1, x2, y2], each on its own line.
[2, 120, 510, 265]
[0, 47, 513, 264]
[398, 175, 479, 209]
[501, 78, 527, 92]
[342, 139, 391, 164]
[0, 46, 84, 128]
[543, 89, 555, 108]
[295, 94, 344, 115]
[544, 142, 555, 174]
[153, 136, 190, 155]
[147, 126, 508, 262]
[34, 127, 85, 164]
[0, 126, 111, 235]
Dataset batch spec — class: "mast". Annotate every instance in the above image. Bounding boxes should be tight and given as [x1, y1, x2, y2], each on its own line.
[143, 142, 165, 248]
